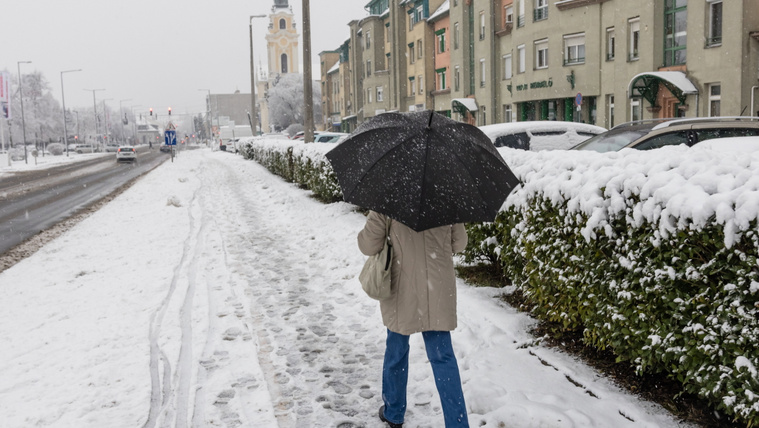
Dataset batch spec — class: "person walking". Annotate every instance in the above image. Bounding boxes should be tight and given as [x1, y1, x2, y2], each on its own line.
[358, 210, 470, 428]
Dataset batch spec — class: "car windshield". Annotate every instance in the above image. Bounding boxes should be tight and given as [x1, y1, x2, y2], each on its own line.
[573, 127, 653, 152]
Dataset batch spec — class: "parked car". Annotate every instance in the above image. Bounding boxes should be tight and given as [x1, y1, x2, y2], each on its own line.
[478, 121, 606, 151]
[75, 144, 96, 154]
[116, 146, 137, 162]
[314, 132, 349, 143]
[695, 135, 759, 153]
[572, 117, 759, 152]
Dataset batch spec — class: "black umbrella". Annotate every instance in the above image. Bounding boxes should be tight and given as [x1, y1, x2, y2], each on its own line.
[325, 110, 520, 232]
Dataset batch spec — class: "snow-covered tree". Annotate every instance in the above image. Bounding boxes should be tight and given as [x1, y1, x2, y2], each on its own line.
[266, 73, 322, 132]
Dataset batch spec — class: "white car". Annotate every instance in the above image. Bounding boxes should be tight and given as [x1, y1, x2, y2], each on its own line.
[75, 144, 96, 154]
[314, 132, 349, 143]
[479, 121, 606, 151]
[115, 146, 137, 162]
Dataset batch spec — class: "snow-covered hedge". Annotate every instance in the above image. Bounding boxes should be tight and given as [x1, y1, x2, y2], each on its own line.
[241, 137, 759, 425]
[239, 137, 342, 202]
[466, 146, 759, 425]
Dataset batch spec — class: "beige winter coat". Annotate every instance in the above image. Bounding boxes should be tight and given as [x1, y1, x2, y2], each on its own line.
[357, 211, 468, 335]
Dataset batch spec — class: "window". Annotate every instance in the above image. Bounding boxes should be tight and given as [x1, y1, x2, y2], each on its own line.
[607, 94, 615, 128]
[437, 31, 446, 53]
[503, 104, 513, 122]
[480, 12, 486, 40]
[280, 54, 288, 73]
[517, 0, 525, 27]
[367, 87, 373, 104]
[366, 60, 372, 77]
[606, 27, 615, 60]
[517, 44, 526, 73]
[480, 106, 487, 126]
[534, 0, 548, 21]
[707, 0, 722, 46]
[454, 22, 460, 49]
[417, 39, 423, 59]
[631, 97, 641, 121]
[505, 6, 513, 24]
[410, 78, 416, 97]
[377, 86, 384, 102]
[664, 0, 687, 66]
[480, 58, 486, 87]
[366, 30, 371, 49]
[708, 83, 721, 117]
[503, 54, 513, 79]
[437, 69, 447, 90]
[453, 0, 457, 5]
[419, 76, 424, 94]
[535, 39, 548, 69]
[279, 19, 286, 30]
[409, 44, 415, 64]
[629, 18, 640, 61]
[454, 66, 460, 91]
[564, 33, 585, 65]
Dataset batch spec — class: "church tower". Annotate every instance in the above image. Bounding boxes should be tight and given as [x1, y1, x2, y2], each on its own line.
[265, 0, 299, 79]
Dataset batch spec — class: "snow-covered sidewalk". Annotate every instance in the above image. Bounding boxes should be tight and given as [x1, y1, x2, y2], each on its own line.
[0, 148, 693, 427]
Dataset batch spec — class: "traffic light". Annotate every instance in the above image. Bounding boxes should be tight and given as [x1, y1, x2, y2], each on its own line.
[168, 107, 172, 116]
[149, 108, 153, 116]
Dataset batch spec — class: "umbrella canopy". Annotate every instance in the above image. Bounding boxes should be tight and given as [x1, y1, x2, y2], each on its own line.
[326, 110, 520, 231]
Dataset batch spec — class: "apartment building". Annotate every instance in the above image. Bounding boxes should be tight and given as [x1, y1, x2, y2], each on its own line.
[321, 0, 759, 129]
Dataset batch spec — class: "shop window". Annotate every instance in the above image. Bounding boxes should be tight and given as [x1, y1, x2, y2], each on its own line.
[708, 83, 721, 117]
[664, 0, 687, 66]
[563, 33, 585, 65]
[535, 39, 548, 69]
[503, 104, 513, 122]
[631, 97, 642, 121]
[707, 0, 722, 46]
[628, 18, 640, 61]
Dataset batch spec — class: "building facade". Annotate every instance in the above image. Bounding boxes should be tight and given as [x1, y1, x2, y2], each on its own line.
[321, 0, 759, 130]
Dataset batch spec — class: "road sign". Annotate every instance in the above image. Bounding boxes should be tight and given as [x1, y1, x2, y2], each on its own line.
[165, 130, 177, 146]
[575, 93, 583, 107]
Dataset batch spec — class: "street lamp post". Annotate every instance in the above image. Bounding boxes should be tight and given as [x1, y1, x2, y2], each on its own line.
[119, 99, 132, 145]
[249, 14, 266, 137]
[17, 61, 31, 163]
[84, 88, 104, 147]
[61, 69, 82, 157]
[198, 89, 215, 146]
[101, 98, 113, 151]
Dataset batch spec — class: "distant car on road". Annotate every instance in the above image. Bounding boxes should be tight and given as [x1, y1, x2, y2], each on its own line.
[116, 146, 137, 162]
[105, 145, 120, 153]
[572, 117, 759, 152]
[479, 121, 606, 151]
[75, 145, 97, 154]
[160, 144, 172, 153]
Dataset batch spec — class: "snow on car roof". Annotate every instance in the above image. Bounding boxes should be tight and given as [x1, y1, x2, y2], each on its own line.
[478, 121, 606, 139]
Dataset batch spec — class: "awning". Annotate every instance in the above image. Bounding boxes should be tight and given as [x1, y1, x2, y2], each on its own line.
[341, 115, 357, 122]
[451, 98, 478, 116]
[628, 71, 698, 106]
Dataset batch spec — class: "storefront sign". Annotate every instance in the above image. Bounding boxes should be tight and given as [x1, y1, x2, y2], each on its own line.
[516, 78, 553, 91]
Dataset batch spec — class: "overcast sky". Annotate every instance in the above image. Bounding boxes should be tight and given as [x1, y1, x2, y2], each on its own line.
[3, 0, 369, 117]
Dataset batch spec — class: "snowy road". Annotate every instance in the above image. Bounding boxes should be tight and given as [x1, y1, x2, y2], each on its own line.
[0, 148, 693, 427]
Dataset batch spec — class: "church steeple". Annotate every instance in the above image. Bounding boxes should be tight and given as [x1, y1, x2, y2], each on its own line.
[273, 0, 289, 8]
[265, 0, 299, 78]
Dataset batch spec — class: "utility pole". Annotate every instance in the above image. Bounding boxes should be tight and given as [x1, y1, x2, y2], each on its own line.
[84, 88, 104, 146]
[302, 0, 314, 143]
[61, 69, 81, 157]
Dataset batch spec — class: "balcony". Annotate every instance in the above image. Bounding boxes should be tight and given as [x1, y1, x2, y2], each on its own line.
[564, 57, 585, 66]
[496, 22, 513, 37]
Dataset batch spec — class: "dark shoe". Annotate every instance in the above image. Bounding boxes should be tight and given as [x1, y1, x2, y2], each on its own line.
[379, 405, 403, 428]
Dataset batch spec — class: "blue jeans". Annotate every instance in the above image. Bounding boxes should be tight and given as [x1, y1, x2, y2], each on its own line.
[382, 329, 469, 427]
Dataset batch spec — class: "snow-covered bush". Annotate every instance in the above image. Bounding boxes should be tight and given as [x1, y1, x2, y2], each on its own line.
[477, 146, 759, 425]
[240, 137, 342, 202]
[47, 143, 64, 156]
